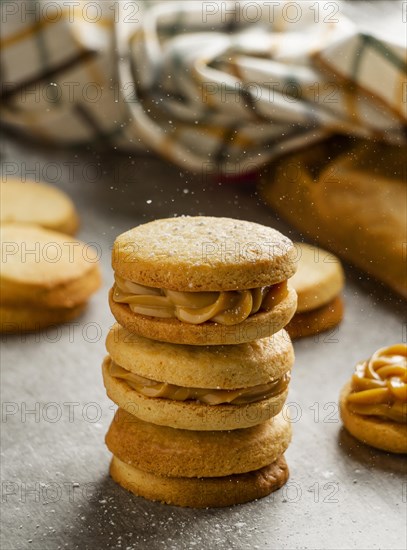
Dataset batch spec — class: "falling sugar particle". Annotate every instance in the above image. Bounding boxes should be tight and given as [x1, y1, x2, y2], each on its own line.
[146, 200, 152, 204]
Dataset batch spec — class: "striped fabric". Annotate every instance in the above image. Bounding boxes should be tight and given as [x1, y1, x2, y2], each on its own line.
[1, 0, 406, 172]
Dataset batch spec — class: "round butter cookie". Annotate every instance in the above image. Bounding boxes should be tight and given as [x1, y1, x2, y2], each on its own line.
[109, 454, 289, 508]
[102, 356, 289, 431]
[339, 344, 407, 454]
[110, 217, 297, 345]
[286, 296, 344, 340]
[1, 224, 100, 331]
[285, 242, 344, 339]
[1, 224, 101, 309]
[112, 217, 297, 291]
[1, 179, 79, 235]
[106, 408, 291, 478]
[340, 382, 407, 454]
[106, 323, 294, 389]
[289, 242, 344, 313]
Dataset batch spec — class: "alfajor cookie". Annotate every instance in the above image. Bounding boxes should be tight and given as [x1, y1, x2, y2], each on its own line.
[286, 243, 344, 339]
[102, 323, 293, 430]
[1, 178, 79, 235]
[109, 454, 289, 508]
[110, 216, 297, 345]
[1, 224, 101, 331]
[106, 408, 291, 478]
[339, 344, 407, 454]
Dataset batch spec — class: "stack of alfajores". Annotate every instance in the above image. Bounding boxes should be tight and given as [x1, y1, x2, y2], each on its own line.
[102, 217, 298, 508]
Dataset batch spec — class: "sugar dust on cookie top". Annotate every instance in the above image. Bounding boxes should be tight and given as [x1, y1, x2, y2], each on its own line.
[112, 216, 296, 292]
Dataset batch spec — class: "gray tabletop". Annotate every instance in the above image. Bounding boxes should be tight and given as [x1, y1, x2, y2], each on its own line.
[1, 3, 406, 549]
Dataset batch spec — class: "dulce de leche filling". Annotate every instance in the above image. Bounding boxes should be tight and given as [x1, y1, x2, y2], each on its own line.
[112, 275, 288, 325]
[347, 344, 407, 423]
[109, 360, 290, 405]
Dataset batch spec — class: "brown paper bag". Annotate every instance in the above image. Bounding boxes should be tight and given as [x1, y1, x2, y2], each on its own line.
[259, 138, 406, 299]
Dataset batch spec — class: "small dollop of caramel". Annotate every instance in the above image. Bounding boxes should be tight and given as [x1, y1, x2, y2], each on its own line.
[347, 344, 407, 423]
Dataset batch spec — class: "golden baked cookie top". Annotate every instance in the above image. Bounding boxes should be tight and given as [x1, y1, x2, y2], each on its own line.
[1, 224, 99, 287]
[106, 323, 293, 388]
[112, 216, 296, 291]
[290, 242, 344, 313]
[1, 179, 79, 235]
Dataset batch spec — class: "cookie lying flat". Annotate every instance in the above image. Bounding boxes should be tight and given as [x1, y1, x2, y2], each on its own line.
[1, 224, 101, 331]
[339, 344, 407, 454]
[286, 296, 344, 340]
[1, 178, 79, 235]
[110, 454, 289, 508]
[0, 303, 86, 333]
[286, 243, 344, 339]
[110, 217, 297, 345]
[106, 408, 291, 478]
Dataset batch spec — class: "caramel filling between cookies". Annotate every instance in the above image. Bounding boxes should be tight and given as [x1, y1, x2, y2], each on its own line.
[109, 360, 290, 405]
[347, 344, 407, 423]
[112, 275, 288, 325]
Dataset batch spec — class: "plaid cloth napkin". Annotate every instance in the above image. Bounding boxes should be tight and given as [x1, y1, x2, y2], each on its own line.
[1, 0, 406, 173]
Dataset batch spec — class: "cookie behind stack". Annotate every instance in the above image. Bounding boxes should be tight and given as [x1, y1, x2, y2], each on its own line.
[103, 216, 298, 507]
[286, 243, 344, 339]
